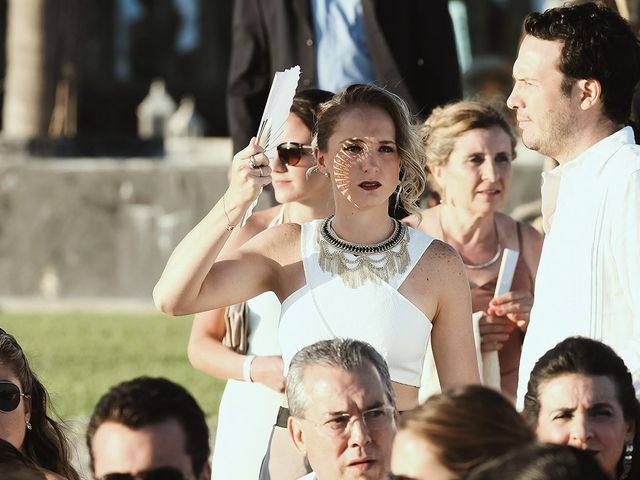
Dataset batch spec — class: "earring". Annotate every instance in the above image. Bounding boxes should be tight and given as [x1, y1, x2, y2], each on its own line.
[393, 184, 403, 215]
[620, 443, 634, 480]
[305, 165, 319, 180]
[26, 421, 32, 431]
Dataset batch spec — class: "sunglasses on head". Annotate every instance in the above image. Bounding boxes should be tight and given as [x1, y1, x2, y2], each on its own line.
[99, 467, 185, 480]
[0, 381, 29, 413]
[276, 142, 314, 167]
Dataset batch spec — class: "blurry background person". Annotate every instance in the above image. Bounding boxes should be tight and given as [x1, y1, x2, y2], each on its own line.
[523, 337, 639, 480]
[466, 443, 609, 480]
[187, 89, 334, 479]
[0, 329, 79, 480]
[286, 338, 397, 480]
[390, 385, 534, 480]
[86, 376, 210, 480]
[226, 0, 461, 155]
[405, 100, 543, 400]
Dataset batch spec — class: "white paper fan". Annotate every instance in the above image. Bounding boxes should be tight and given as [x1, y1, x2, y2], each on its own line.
[242, 65, 301, 225]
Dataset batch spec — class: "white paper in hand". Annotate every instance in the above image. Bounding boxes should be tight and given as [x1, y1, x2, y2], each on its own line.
[494, 248, 519, 297]
[481, 248, 520, 391]
[242, 65, 301, 226]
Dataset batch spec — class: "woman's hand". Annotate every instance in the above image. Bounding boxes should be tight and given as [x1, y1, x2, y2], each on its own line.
[478, 312, 516, 352]
[250, 355, 285, 393]
[228, 138, 272, 204]
[488, 290, 534, 332]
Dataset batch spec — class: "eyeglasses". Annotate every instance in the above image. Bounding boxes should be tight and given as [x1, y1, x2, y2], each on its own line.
[302, 405, 395, 438]
[0, 381, 30, 413]
[99, 467, 185, 480]
[276, 142, 314, 167]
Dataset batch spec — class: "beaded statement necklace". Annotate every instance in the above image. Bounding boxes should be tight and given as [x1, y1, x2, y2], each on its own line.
[317, 215, 410, 288]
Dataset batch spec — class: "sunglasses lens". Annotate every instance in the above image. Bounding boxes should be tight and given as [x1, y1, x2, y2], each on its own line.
[277, 143, 303, 166]
[0, 383, 21, 412]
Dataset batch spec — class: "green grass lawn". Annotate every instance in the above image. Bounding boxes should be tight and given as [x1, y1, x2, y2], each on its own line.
[0, 312, 226, 432]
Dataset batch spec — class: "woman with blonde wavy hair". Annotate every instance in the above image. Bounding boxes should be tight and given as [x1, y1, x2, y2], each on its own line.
[154, 83, 480, 478]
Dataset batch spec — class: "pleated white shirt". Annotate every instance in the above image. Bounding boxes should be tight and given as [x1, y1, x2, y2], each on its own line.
[517, 126, 640, 407]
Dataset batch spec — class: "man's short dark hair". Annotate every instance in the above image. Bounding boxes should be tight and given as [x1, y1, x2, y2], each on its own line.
[524, 2, 640, 124]
[86, 377, 209, 477]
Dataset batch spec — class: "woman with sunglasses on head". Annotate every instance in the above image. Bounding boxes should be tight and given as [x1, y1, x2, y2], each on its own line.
[186, 89, 335, 479]
[154, 84, 480, 478]
[0, 329, 79, 480]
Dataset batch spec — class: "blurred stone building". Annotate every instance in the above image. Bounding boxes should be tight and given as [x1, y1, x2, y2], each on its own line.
[1, 0, 232, 147]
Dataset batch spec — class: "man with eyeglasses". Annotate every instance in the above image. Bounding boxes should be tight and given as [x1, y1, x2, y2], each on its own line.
[286, 338, 397, 480]
[86, 377, 210, 480]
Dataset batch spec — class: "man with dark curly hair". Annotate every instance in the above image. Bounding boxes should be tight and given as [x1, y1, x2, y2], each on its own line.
[86, 377, 211, 480]
[506, 2, 640, 408]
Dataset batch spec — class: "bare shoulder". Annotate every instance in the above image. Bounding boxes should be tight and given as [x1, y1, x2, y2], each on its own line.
[241, 205, 281, 239]
[402, 212, 421, 229]
[402, 237, 467, 322]
[243, 221, 301, 262]
[424, 238, 462, 264]
[414, 238, 465, 279]
[516, 219, 544, 270]
[518, 220, 543, 246]
[501, 213, 543, 250]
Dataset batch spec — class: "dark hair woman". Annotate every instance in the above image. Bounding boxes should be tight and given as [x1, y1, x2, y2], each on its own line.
[523, 337, 639, 480]
[0, 329, 79, 480]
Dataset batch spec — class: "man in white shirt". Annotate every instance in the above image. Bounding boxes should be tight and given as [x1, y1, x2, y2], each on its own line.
[507, 2, 640, 407]
[286, 339, 397, 480]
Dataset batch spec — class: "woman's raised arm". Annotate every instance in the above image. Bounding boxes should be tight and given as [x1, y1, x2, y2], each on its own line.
[153, 140, 274, 315]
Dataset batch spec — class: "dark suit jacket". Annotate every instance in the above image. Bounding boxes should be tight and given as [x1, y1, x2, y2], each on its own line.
[227, 0, 462, 153]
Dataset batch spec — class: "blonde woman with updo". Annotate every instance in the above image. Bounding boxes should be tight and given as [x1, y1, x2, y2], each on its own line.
[154, 84, 480, 479]
[405, 100, 543, 400]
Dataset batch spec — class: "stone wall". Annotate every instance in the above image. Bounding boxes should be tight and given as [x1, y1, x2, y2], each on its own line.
[0, 139, 236, 299]
[0, 138, 543, 300]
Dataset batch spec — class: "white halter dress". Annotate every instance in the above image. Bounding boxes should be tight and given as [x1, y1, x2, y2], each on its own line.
[279, 219, 434, 387]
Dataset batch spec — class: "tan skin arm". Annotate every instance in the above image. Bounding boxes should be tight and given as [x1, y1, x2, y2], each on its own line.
[188, 309, 285, 391]
[187, 207, 285, 391]
[427, 241, 481, 388]
[400, 239, 480, 394]
[153, 140, 286, 316]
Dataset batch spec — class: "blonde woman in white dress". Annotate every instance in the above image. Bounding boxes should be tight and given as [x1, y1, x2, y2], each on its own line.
[154, 84, 481, 479]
